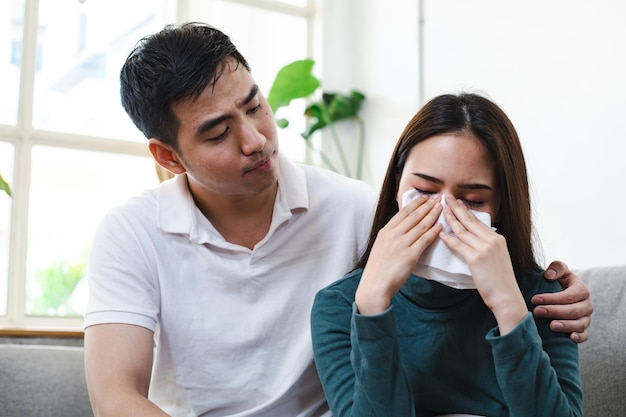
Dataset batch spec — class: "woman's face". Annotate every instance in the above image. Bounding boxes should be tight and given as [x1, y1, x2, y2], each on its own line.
[396, 133, 501, 224]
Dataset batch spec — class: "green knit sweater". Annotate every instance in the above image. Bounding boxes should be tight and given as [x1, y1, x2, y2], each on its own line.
[310, 269, 582, 417]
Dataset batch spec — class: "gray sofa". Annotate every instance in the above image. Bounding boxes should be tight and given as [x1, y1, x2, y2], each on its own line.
[0, 265, 624, 417]
[577, 265, 626, 416]
[0, 344, 93, 417]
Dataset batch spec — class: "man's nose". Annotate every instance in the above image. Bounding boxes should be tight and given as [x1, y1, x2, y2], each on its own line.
[239, 123, 266, 155]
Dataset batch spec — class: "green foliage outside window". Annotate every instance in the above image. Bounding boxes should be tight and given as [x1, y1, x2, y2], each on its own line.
[27, 255, 87, 317]
[0, 173, 10, 197]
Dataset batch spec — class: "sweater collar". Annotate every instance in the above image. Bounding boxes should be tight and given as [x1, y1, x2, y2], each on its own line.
[399, 274, 478, 310]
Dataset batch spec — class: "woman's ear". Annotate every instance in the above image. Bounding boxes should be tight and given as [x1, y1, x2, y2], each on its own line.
[148, 138, 186, 175]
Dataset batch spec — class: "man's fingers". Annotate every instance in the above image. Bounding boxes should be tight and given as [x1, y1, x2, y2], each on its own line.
[548, 317, 591, 344]
[531, 282, 591, 306]
[533, 300, 593, 321]
[569, 331, 588, 344]
[544, 260, 570, 280]
[534, 300, 592, 343]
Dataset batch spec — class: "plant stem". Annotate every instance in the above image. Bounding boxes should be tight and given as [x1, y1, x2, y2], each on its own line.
[304, 138, 341, 174]
[328, 123, 352, 178]
[356, 117, 365, 180]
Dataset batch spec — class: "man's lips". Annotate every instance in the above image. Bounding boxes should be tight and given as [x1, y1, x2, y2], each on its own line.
[244, 152, 274, 174]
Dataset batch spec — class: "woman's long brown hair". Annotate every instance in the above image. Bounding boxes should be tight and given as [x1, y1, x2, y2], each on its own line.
[355, 93, 538, 277]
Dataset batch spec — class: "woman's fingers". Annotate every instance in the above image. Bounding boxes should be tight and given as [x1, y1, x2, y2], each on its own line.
[405, 198, 443, 246]
[441, 196, 493, 247]
[386, 193, 430, 229]
[412, 220, 443, 253]
[369, 196, 442, 267]
[357, 197, 443, 315]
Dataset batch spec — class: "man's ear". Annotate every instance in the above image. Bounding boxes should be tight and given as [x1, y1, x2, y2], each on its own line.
[148, 138, 186, 175]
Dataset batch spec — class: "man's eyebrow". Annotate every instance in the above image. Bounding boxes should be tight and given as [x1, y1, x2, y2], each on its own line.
[236, 84, 259, 108]
[195, 85, 260, 137]
[196, 115, 229, 137]
[411, 172, 493, 190]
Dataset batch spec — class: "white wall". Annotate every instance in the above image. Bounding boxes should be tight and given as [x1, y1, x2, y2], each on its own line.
[419, 0, 626, 270]
[321, 0, 420, 184]
[324, 0, 626, 270]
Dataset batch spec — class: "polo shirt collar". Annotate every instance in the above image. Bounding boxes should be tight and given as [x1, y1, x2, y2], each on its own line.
[276, 152, 309, 212]
[155, 152, 309, 244]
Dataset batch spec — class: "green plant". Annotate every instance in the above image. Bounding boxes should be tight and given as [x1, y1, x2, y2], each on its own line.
[267, 59, 366, 179]
[28, 257, 87, 316]
[0, 173, 11, 197]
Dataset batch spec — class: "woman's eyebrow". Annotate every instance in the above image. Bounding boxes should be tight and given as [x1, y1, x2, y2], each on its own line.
[412, 172, 493, 190]
[459, 183, 493, 190]
[412, 172, 443, 184]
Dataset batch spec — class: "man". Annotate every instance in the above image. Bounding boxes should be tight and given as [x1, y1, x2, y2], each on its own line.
[84, 22, 593, 417]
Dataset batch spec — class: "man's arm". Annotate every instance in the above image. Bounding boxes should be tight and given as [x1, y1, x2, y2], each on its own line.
[84, 323, 169, 417]
[531, 260, 593, 343]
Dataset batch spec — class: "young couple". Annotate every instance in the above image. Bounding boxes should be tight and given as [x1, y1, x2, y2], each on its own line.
[84, 22, 588, 417]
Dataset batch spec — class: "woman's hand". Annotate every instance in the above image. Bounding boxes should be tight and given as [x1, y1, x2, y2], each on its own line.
[355, 195, 443, 315]
[438, 195, 527, 335]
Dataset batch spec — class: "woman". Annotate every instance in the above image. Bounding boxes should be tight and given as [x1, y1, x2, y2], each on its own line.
[310, 93, 582, 417]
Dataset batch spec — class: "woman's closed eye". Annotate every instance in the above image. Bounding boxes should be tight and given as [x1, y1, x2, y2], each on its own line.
[461, 198, 485, 208]
[414, 188, 436, 197]
[414, 187, 487, 208]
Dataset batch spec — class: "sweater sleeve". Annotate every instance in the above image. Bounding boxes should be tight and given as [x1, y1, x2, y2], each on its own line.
[311, 286, 416, 417]
[486, 312, 583, 417]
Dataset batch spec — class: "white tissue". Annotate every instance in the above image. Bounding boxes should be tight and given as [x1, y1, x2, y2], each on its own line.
[401, 189, 492, 290]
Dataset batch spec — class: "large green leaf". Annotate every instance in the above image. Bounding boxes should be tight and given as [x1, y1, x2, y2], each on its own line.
[300, 102, 330, 140]
[0, 173, 11, 197]
[302, 90, 366, 139]
[267, 59, 320, 113]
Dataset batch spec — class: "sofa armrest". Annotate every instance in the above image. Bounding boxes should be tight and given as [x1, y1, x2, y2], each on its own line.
[576, 265, 626, 417]
[0, 344, 94, 417]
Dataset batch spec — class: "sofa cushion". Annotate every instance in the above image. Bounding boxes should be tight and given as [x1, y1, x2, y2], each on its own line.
[577, 265, 626, 417]
[0, 344, 93, 417]
[0, 267, 622, 417]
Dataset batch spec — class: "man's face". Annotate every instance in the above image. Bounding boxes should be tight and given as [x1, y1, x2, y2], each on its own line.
[171, 60, 280, 201]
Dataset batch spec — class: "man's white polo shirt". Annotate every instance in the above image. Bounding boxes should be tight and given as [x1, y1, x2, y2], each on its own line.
[84, 153, 375, 417]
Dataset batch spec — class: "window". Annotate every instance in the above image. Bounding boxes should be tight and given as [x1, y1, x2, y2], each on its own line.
[0, 0, 317, 331]
[0, 142, 14, 317]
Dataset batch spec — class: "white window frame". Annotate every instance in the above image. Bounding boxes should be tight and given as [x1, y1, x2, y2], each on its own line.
[0, 0, 319, 333]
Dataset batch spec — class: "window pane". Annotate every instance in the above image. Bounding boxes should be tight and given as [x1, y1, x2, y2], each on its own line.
[0, 0, 24, 126]
[0, 141, 14, 316]
[25, 146, 159, 317]
[188, 0, 309, 161]
[268, 0, 309, 7]
[32, 0, 173, 141]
